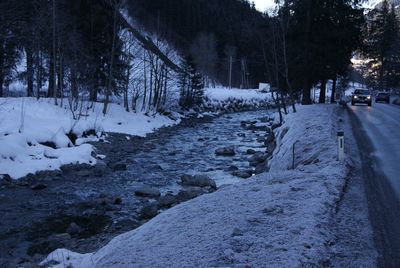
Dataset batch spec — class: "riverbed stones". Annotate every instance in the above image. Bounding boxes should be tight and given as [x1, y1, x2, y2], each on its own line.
[66, 222, 83, 236]
[31, 183, 47, 191]
[265, 132, 275, 144]
[249, 152, 268, 167]
[232, 170, 252, 179]
[176, 188, 204, 202]
[158, 194, 178, 208]
[140, 203, 159, 219]
[134, 185, 161, 198]
[181, 174, 217, 189]
[246, 149, 256, 155]
[110, 162, 127, 171]
[266, 142, 277, 155]
[225, 165, 239, 172]
[93, 160, 108, 176]
[255, 163, 267, 175]
[0, 174, 13, 186]
[215, 146, 235, 156]
[271, 123, 282, 130]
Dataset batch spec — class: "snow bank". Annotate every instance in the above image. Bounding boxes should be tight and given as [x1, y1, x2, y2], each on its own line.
[42, 104, 348, 267]
[204, 87, 271, 102]
[201, 87, 272, 113]
[0, 98, 180, 179]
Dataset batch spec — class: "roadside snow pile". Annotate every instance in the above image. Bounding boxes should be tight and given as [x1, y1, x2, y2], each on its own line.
[42, 104, 348, 267]
[201, 87, 272, 113]
[0, 98, 180, 179]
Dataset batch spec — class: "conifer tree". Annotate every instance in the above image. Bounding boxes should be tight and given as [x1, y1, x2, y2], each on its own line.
[178, 56, 204, 108]
[364, 0, 399, 89]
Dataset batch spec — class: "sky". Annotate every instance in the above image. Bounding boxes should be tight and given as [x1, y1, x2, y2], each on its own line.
[253, 0, 276, 12]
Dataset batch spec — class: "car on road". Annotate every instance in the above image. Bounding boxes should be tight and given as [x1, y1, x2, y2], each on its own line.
[375, 92, 390, 103]
[352, 89, 372, 106]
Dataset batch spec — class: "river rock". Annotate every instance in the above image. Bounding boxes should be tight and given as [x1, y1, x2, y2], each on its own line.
[246, 149, 256, 155]
[140, 203, 158, 219]
[134, 185, 161, 198]
[66, 222, 83, 236]
[93, 160, 108, 176]
[176, 188, 203, 202]
[215, 146, 235, 156]
[265, 132, 275, 144]
[255, 163, 268, 175]
[232, 170, 252, 179]
[181, 175, 217, 189]
[271, 123, 281, 130]
[0, 174, 13, 186]
[249, 152, 268, 164]
[31, 183, 47, 190]
[225, 165, 239, 172]
[266, 142, 277, 155]
[158, 194, 178, 208]
[110, 162, 127, 171]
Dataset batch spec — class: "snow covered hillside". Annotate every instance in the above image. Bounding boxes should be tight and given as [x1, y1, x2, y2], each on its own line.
[42, 104, 353, 267]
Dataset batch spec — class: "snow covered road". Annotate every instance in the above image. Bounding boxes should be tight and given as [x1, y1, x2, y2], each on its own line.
[350, 101, 400, 197]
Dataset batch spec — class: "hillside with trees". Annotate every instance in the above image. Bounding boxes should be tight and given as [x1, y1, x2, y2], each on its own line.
[0, 0, 397, 110]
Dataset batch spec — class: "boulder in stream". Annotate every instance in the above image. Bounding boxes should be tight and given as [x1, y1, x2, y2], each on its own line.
[215, 146, 235, 156]
[134, 185, 161, 198]
[181, 175, 217, 189]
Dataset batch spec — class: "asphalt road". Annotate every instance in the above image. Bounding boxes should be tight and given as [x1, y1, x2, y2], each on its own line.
[349, 97, 400, 267]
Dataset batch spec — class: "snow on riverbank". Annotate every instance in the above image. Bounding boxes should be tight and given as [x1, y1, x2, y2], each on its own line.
[204, 87, 270, 102]
[42, 104, 349, 267]
[201, 87, 272, 113]
[0, 98, 180, 179]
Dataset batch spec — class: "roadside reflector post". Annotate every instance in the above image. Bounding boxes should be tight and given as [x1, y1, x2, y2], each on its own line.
[337, 131, 344, 162]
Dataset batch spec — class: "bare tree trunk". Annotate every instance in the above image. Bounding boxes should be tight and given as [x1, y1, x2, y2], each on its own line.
[302, 0, 312, 105]
[279, 4, 296, 113]
[48, 49, 55, 98]
[148, 61, 153, 112]
[26, 47, 34, 97]
[71, 66, 78, 100]
[103, 1, 117, 116]
[124, 61, 130, 112]
[58, 52, 64, 106]
[0, 44, 4, 97]
[319, 78, 327, 104]
[52, 0, 58, 105]
[37, 49, 43, 98]
[142, 50, 147, 112]
[330, 76, 337, 103]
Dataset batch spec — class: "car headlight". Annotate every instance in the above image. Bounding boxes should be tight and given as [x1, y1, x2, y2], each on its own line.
[367, 96, 371, 99]
[353, 96, 358, 99]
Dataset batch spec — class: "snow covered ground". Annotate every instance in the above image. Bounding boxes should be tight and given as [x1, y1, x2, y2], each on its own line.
[0, 98, 180, 179]
[42, 104, 352, 267]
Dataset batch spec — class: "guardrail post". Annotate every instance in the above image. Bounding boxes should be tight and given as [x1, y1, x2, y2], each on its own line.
[337, 131, 344, 162]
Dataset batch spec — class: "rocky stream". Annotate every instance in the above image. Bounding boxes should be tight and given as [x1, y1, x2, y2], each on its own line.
[0, 109, 278, 267]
